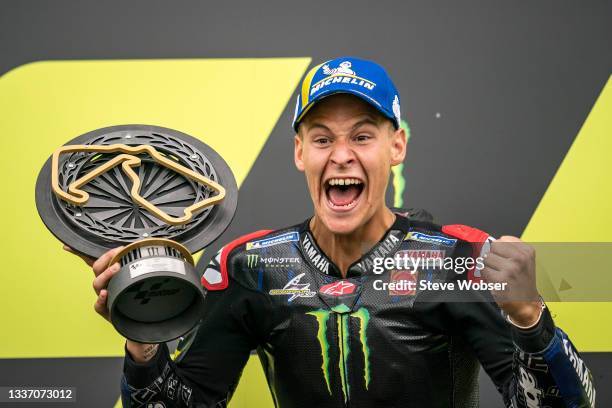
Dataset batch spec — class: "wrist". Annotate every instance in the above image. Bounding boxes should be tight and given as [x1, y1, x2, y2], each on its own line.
[506, 299, 545, 329]
[126, 340, 159, 364]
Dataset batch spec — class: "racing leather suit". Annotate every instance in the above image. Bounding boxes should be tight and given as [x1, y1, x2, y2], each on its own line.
[121, 213, 596, 407]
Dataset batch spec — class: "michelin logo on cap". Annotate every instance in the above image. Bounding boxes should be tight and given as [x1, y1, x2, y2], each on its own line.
[310, 61, 376, 95]
[322, 61, 356, 76]
[293, 57, 401, 131]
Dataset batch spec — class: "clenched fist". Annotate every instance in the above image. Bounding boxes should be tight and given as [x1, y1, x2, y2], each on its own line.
[480, 236, 542, 327]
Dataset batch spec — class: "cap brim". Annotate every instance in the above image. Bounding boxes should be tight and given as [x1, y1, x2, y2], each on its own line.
[293, 86, 398, 131]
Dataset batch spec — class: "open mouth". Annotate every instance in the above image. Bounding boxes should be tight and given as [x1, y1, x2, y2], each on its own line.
[324, 177, 365, 211]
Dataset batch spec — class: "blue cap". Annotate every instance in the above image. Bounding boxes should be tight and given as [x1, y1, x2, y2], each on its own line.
[292, 57, 401, 131]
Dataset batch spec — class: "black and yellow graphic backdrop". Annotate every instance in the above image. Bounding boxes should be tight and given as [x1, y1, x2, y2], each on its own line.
[1, 1, 611, 406]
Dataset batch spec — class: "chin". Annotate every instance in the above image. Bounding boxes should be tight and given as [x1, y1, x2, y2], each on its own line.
[319, 210, 365, 235]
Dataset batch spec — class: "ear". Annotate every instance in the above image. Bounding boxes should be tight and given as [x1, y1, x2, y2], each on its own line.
[390, 126, 407, 166]
[294, 134, 305, 172]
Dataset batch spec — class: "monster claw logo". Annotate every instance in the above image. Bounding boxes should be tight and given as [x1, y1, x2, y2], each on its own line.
[247, 254, 258, 268]
[306, 305, 371, 401]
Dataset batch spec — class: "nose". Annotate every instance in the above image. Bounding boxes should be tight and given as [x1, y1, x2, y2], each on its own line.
[329, 139, 355, 167]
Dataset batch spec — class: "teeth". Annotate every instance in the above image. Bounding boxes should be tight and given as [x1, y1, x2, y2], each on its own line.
[328, 198, 359, 209]
[327, 178, 363, 186]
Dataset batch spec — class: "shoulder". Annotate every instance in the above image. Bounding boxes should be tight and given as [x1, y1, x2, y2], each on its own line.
[200, 224, 302, 291]
[403, 216, 492, 247]
[401, 219, 494, 279]
[441, 224, 492, 244]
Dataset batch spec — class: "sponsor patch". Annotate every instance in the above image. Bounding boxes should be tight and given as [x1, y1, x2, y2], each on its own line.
[404, 231, 457, 246]
[269, 273, 316, 302]
[562, 336, 596, 406]
[518, 366, 542, 408]
[405, 249, 445, 262]
[246, 231, 299, 251]
[302, 233, 330, 274]
[319, 280, 356, 296]
[322, 61, 356, 76]
[390, 270, 417, 296]
[246, 254, 301, 269]
[311, 61, 376, 95]
[165, 374, 178, 400]
[356, 231, 403, 272]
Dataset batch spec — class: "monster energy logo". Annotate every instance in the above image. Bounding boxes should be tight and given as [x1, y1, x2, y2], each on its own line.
[246, 254, 301, 268]
[247, 254, 258, 268]
[306, 304, 371, 402]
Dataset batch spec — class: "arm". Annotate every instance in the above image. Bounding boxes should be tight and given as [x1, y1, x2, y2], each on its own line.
[126, 342, 160, 364]
[442, 225, 596, 407]
[121, 251, 273, 408]
[447, 298, 595, 408]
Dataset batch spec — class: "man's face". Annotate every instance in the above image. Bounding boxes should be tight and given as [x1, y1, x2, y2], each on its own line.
[294, 94, 406, 235]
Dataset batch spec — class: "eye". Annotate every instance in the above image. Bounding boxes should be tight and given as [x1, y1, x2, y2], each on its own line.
[354, 134, 371, 143]
[313, 136, 331, 145]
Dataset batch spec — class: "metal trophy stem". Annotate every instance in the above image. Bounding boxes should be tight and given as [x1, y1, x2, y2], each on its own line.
[106, 239, 203, 343]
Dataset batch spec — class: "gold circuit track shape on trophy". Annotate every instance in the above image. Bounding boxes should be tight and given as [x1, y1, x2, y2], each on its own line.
[51, 144, 226, 226]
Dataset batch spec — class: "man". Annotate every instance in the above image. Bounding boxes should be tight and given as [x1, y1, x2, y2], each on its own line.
[73, 57, 596, 407]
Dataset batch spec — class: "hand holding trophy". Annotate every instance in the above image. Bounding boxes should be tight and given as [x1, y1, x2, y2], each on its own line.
[35, 125, 237, 343]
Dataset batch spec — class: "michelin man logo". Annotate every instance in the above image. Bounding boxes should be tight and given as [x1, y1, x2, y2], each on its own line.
[322, 61, 356, 76]
[392, 95, 401, 124]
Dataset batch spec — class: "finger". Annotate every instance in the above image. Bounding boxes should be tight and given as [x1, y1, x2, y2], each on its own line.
[94, 289, 110, 320]
[92, 247, 124, 276]
[479, 265, 503, 283]
[93, 262, 121, 295]
[483, 251, 514, 272]
[498, 235, 522, 242]
[490, 239, 529, 259]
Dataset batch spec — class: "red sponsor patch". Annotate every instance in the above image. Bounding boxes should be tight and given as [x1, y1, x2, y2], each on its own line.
[405, 249, 445, 260]
[319, 280, 356, 296]
[390, 270, 417, 296]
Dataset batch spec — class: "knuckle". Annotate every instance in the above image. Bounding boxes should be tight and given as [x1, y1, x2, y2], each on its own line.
[520, 251, 531, 264]
[490, 241, 500, 252]
[512, 251, 527, 265]
[505, 261, 518, 275]
[92, 262, 103, 275]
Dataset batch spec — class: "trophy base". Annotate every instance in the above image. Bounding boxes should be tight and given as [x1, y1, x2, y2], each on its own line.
[106, 239, 204, 343]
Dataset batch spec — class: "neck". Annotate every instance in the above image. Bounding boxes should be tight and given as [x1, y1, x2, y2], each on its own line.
[310, 207, 396, 278]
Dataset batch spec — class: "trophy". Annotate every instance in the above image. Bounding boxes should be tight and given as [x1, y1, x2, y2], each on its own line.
[35, 125, 237, 343]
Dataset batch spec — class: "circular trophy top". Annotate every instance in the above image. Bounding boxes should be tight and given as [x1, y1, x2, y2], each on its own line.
[35, 125, 238, 258]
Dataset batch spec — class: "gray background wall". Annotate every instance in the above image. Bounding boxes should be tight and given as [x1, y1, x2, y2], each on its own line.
[1, 1, 610, 406]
